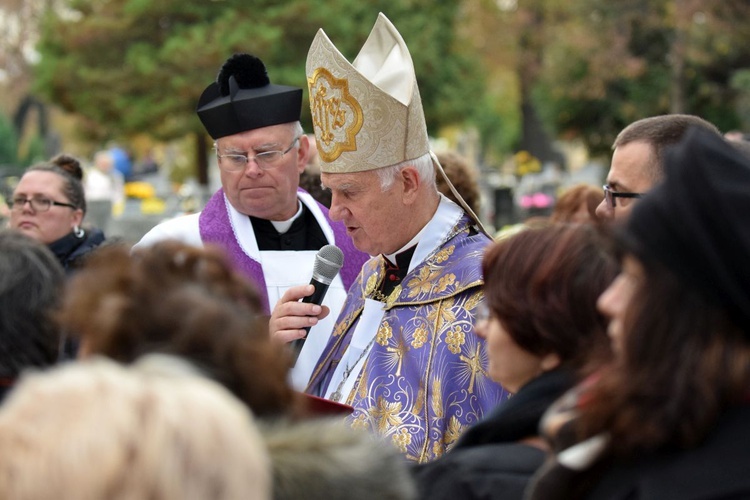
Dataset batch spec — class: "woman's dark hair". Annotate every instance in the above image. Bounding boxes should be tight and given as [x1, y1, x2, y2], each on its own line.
[482, 223, 618, 373]
[0, 230, 64, 378]
[26, 160, 87, 216]
[56, 241, 299, 418]
[575, 254, 750, 456]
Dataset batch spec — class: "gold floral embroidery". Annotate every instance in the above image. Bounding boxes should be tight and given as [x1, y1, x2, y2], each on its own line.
[369, 397, 403, 434]
[406, 267, 441, 297]
[376, 321, 393, 346]
[445, 326, 466, 354]
[433, 245, 454, 264]
[435, 273, 456, 293]
[411, 325, 428, 349]
[412, 385, 425, 416]
[385, 335, 408, 377]
[332, 309, 357, 337]
[459, 343, 488, 394]
[465, 291, 483, 315]
[443, 416, 464, 447]
[350, 413, 368, 431]
[426, 300, 456, 332]
[358, 362, 370, 399]
[430, 378, 443, 418]
[392, 428, 412, 453]
[432, 440, 444, 460]
[364, 273, 380, 298]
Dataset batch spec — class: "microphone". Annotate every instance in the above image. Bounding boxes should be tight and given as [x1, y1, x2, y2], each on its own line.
[291, 244, 344, 360]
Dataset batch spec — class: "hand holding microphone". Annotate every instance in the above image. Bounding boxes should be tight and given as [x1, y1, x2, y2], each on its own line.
[290, 245, 344, 359]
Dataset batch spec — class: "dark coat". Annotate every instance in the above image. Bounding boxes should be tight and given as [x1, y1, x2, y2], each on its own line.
[585, 404, 750, 500]
[412, 369, 574, 500]
[527, 403, 750, 500]
[48, 227, 106, 273]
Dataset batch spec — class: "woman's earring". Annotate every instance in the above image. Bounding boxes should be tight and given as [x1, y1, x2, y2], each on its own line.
[74, 225, 84, 238]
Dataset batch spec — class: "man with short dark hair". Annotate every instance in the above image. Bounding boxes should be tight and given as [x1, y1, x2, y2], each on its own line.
[596, 114, 722, 221]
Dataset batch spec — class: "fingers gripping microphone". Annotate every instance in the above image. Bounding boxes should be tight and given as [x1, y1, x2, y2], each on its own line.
[291, 245, 344, 360]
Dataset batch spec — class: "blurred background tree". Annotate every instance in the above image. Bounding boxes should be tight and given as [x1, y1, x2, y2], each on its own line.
[1, 0, 748, 185]
[32, 0, 492, 185]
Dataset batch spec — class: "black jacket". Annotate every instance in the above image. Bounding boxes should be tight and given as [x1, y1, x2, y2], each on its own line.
[412, 369, 573, 500]
[527, 404, 750, 500]
[586, 404, 750, 500]
[48, 227, 106, 273]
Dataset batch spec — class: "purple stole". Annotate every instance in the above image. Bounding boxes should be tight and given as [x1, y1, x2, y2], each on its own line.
[306, 215, 510, 463]
[198, 188, 368, 313]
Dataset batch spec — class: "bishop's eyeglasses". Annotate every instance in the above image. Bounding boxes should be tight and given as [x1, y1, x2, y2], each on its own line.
[10, 196, 77, 212]
[216, 136, 300, 172]
[603, 185, 643, 209]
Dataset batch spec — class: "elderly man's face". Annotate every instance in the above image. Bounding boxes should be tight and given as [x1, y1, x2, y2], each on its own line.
[595, 141, 658, 222]
[321, 169, 406, 256]
[217, 124, 308, 221]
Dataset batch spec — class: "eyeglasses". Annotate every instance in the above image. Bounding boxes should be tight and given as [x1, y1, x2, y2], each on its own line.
[216, 136, 300, 172]
[475, 302, 491, 323]
[603, 185, 643, 209]
[10, 196, 77, 212]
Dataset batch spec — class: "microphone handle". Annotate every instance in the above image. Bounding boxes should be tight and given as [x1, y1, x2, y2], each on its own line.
[291, 278, 331, 360]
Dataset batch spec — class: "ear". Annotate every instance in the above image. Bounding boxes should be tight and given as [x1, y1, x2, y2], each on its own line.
[400, 165, 420, 204]
[296, 134, 311, 174]
[72, 209, 84, 228]
[540, 352, 561, 372]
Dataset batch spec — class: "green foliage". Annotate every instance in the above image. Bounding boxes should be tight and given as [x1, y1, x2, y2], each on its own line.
[33, 0, 488, 146]
[0, 113, 19, 169]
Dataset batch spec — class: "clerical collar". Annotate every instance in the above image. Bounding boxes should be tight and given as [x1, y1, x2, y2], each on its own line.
[384, 225, 426, 269]
[270, 201, 303, 234]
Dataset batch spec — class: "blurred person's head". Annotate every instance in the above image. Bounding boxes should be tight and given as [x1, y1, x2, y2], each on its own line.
[551, 184, 602, 224]
[596, 114, 721, 221]
[197, 53, 309, 221]
[93, 150, 115, 173]
[308, 14, 441, 256]
[434, 150, 481, 215]
[0, 357, 271, 500]
[57, 240, 298, 417]
[0, 230, 64, 390]
[478, 224, 617, 392]
[584, 127, 750, 456]
[298, 133, 332, 207]
[9, 163, 86, 244]
[267, 417, 417, 500]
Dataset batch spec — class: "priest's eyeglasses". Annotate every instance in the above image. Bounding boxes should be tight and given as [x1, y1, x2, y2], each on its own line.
[216, 137, 300, 172]
[10, 196, 77, 212]
[603, 185, 643, 209]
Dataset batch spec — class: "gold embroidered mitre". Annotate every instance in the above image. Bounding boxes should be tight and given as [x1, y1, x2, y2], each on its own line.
[306, 12, 430, 173]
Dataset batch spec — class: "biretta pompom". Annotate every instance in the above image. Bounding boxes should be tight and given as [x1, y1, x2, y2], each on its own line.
[197, 53, 302, 140]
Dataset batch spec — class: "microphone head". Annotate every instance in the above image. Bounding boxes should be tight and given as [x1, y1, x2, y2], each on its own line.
[313, 245, 344, 283]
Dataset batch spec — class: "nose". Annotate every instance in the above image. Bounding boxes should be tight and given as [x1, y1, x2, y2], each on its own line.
[242, 158, 264, 177]
[327, 195, 347, 221]
[19, 199, 35, 213]
[595, 198, 612, 221]
[596, 277, 621, 320]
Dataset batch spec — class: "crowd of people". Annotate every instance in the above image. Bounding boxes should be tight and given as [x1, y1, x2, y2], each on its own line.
[2, 10, 750, 500]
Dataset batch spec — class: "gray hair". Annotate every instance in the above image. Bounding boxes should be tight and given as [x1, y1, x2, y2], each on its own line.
[214, 121, 304, 150]
[376, 152, 436, 191]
